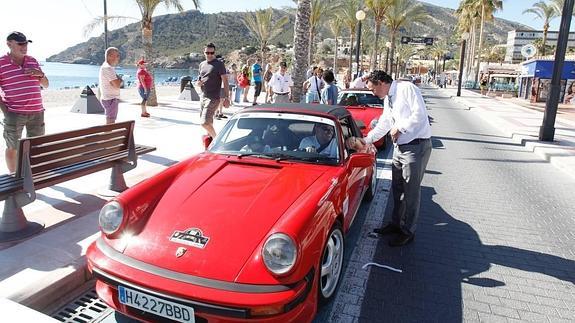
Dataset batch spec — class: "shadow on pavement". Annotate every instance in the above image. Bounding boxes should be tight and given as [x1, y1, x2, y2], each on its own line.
[359, 186, 574, 322]
[139, 154, 179, 167]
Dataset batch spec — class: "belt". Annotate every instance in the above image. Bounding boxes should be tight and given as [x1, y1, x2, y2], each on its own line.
[274, 92, 289, 95]
[400, 138, 430, 146]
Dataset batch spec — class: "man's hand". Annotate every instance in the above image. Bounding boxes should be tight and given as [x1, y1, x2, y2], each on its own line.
[222, 97, 230, 108]
[24, 68, 44, 79]
[390, 127, 401, 143]
[345, 137, 366, 151]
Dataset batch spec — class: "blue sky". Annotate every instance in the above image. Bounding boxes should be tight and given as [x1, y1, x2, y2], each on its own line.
[0, 0, 570, 60]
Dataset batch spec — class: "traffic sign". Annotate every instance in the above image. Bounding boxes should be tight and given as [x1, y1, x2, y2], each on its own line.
[401, 36, 434, 46]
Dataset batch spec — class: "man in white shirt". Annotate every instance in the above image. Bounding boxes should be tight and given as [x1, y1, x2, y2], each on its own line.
[350, 74, 369, 89]
[299, 123, 338, 158]
[268, 62, 294, 103]
[349, 70, 432, 247]
[99, 47, 122, 124]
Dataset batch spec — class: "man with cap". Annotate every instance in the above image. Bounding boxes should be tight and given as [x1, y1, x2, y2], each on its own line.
[99, 47, 122, 124]
[267, 62, 293, 104]
[136, 59, 152, 118]
[0, 32, 48, 173]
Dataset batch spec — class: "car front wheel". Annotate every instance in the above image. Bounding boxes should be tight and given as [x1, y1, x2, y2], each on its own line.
[318, 223, 344, 304]
[364, 161, 377, 201]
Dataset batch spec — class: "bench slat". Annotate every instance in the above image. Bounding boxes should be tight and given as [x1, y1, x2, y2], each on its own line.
[31, 146, 126, 174]
[24, 121, 134, 147]
[30, 138, 127, 167]
[31, 129, 129, 155]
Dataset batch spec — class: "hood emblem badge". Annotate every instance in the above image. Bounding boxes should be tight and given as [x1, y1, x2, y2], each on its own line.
[170, 228, 210, 249]
[175, 247, 187, 258]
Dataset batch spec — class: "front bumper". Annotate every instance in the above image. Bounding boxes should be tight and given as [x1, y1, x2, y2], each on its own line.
[87, 238, 316, 322]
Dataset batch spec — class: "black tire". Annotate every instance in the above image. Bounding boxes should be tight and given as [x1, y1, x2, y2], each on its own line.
[318, 222, 345, 306]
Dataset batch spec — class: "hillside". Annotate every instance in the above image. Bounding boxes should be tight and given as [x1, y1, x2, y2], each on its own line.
[46, 2, 532, 68]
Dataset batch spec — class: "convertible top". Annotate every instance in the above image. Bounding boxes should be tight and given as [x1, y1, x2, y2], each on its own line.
[244, 103, 352, 120]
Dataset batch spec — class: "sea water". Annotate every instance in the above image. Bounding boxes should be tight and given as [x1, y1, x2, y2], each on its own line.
[40, 61, 196, 90]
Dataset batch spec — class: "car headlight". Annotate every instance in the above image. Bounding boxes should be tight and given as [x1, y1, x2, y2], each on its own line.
[99, 201, 124, 235]
[262, 233, 297, 275]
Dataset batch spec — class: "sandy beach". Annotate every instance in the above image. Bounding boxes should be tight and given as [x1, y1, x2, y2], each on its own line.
[41, 84, 184, 108]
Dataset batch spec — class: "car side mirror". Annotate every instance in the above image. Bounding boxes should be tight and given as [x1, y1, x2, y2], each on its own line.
[202, 135, 213, 150]
[349, 153, 373, 168]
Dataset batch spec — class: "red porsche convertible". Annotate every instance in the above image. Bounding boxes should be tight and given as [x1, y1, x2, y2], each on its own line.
[86, 104, 377, 323]
[338, 88, 387, 149]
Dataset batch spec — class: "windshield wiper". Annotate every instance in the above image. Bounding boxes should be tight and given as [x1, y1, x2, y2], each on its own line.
[236, 152, 276, 160]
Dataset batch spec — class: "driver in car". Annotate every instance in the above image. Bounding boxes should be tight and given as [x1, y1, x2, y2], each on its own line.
[299, 124, 338, 158]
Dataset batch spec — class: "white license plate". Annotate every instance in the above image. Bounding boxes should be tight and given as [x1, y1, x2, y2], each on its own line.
[118, 285, 195, 323]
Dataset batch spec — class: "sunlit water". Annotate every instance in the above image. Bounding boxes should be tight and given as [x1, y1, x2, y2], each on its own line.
[40, 61, 196, 90]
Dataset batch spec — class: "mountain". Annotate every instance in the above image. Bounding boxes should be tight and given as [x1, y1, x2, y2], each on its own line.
[46, 2, 532, 68]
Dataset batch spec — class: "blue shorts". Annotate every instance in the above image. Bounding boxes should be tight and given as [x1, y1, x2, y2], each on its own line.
[138, 87, 149, 101]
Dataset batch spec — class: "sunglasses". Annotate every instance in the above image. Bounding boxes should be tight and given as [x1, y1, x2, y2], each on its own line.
[320, 126, 334, 133]
[204, 51, 215, 55]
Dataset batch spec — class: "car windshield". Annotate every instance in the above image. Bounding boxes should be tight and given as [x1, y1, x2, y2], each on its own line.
[337, 92, 383, 107]
[209, 112, 340, 165]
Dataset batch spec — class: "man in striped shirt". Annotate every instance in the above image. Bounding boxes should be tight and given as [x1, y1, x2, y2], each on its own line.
[0, 32, 48, 173]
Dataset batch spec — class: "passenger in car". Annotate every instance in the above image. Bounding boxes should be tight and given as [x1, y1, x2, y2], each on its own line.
[299, 124, 338, 158]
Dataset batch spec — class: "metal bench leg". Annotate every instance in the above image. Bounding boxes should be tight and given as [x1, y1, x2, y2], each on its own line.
[109, 163, 128, 193]
[0, 196, 44, 242]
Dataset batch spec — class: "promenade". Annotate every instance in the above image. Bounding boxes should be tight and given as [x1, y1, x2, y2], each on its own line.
[0, 85, 574, 322]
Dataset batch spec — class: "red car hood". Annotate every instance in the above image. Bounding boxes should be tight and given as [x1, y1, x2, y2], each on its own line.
[345, 105, 383, 135]
[121, 154, 326, 282]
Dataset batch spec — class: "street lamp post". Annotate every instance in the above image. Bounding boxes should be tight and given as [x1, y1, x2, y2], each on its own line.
[539, 0, 574, 141]
[355, 9, 366, 78]
[457, 32, 470, 97]
[385, 41, 391, 72]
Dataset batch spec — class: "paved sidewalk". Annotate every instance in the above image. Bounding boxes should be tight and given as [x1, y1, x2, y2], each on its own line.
[443, 87, 575, 179]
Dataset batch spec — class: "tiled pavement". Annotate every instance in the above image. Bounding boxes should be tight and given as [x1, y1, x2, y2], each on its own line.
[321, 87, 574, 322]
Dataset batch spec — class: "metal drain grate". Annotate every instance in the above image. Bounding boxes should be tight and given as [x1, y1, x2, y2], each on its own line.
[52, 288, 113, 323]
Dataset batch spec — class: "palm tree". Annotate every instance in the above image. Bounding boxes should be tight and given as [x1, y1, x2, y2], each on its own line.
[455, 2, 479, 82]
[384, 0, 426, 77]
[551, 0, 575, 15]
[430, 41, 449, 76]
[242, 8, 290, 65]
[328, 16, 345, 72]
[308, 0, 334, 65]
[365, 0, 394, 70]
[463, 0, 503, 84]
[292, 0, 312, 103]
[338, 0, 362, 80]
[523, 1, 559, 57]
[84, 0, 199, 106]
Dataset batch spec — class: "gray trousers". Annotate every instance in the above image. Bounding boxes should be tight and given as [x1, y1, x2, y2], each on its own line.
[273, 93, 290, 103]
[391, 138, 432, 235]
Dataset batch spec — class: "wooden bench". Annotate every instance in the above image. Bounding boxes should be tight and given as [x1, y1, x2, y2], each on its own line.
[0, 120, 155, 241]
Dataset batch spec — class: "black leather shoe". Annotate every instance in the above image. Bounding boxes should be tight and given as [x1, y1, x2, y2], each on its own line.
[373, 223, 402, 235]
[388, 232, 414, 247]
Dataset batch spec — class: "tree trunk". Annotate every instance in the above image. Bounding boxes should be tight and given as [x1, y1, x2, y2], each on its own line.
[333, 35, 338, 72]
[371, 21, 381, 70]
[308, 29, 315, 66]
[542, 23, 549, 57]
[390, 32, 396, 77]
[474, 4, 486, 85]
[292, 0, 311, 103]
[142, 18, 157, 107]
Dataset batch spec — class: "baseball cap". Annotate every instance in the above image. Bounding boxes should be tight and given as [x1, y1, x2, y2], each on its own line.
[137, 59, 146, 65]
[7, 31, 32, 43]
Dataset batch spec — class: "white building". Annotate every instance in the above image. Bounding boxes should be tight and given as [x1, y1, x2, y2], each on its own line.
[505, 29, 575, 63]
